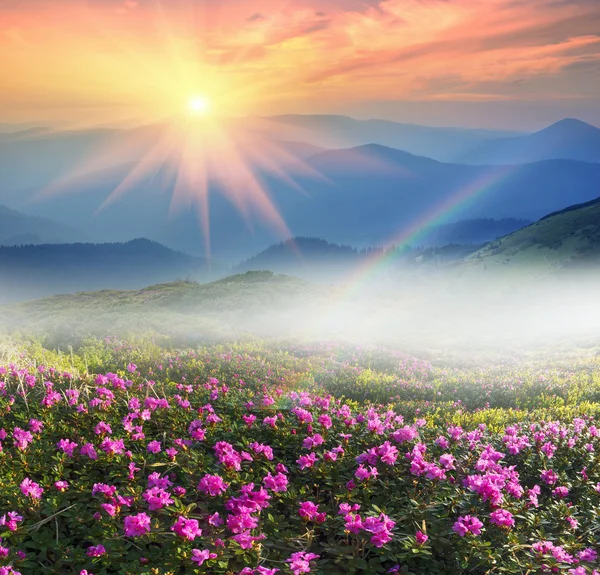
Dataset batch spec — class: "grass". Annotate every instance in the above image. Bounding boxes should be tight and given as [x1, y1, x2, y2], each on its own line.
[0, 272, 330, 348]
[464, 198, 600, 272]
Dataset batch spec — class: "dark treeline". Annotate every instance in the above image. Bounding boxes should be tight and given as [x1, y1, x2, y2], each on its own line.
[0, 239, 219, 304]
[233, 236, 482, 282]
[418, 218, 531, 247]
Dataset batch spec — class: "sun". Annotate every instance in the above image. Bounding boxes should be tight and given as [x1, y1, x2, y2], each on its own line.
[188, 95, 211, 115]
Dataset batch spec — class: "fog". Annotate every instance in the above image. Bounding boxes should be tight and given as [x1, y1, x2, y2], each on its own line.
[1, 268, 599, 356]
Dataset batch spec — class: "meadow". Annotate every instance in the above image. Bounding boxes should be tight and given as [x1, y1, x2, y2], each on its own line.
[1, 336, 600, 575]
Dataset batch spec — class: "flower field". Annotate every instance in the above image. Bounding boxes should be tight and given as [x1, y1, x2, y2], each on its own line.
[1, 338, 600, 574]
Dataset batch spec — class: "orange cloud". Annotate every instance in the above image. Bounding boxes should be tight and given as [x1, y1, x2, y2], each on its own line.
[0, 0, 598, 123]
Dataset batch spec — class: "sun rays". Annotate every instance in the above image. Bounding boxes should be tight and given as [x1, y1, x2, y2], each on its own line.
[24, 1, 330, 260]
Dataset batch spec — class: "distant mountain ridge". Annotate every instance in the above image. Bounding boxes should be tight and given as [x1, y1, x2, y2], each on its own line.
[461, 119, 600, 165]
[233, 237, 381, 281]
[0, 238, 220, 304]
[263, 114, 523, 163]
[5, 142, 600, 259]
[0, 204, 88, 245]
[417, 218, 531, 247]
[1, 116, 599, 259]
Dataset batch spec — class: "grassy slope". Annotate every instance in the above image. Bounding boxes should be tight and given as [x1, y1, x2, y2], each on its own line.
[0, 271, 330, 345]
[462, 197, 600, 274]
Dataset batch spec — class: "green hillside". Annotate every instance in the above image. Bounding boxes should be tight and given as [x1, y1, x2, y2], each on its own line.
[463, 197, 600, 274]
[0, 271, 330, 346]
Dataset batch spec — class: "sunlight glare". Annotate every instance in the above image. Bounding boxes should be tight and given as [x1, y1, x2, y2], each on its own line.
[188, 96, 211, 116]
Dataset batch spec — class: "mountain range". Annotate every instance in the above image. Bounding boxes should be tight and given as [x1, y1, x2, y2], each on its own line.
[0, 205, 87, 246]
[461, 118, 600, 165]
[258, 114, 523, 163]
[3, 146, 600, 260]
[0, 238, 219, 304]
[0, 115, 599, 260]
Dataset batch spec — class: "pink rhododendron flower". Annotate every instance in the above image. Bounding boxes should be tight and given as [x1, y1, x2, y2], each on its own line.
[453, 515, 483, 537]
[249, 442, 274, 460]
[213, 441, 243, 470]
[355, 464, 378, 481]
[20, 478, 43, 500]
[142, 487, 174, 510]
[297, 453, 318, 469]
[57, 438, 78, 457]
[80, 443, 98, 460]
[198, 474, 229, 496]
[191, 549, 217, 566]
[263, 472, 288, 492]
[209, 512, 224, 527]
[146, 440, 161, 454]
[540, 469, 558, 485]
[94, 421, 112, 435]
[12, 428, 33, 451]
[232, 530, 265, 549]
[577, 548, 597, 562]
[318, 414, 332, 429]
[286, 551, 320, 575]
[489, 509, 515, 529]
[302, 434, 324, 450]
[92, 483, 117, 498]
[123, 513, 152, 537]
[86, 545, 106, 557]
[565, 516, 578, 529]
[439, 453, 455, 469]
[242, 414, 257, 427]
[344, 512, 363, 534]
[363, 514, 395, 547]
[553, 486, 569, 498]
[101, 503, 118, 517]
[100, 437, 126, 455]
[147, 472, 172, 489]
[28, 419, 44, 433]
[298, 501, 326, 523]
[171, 516, 202, 540]
[0, 512, 23, 532]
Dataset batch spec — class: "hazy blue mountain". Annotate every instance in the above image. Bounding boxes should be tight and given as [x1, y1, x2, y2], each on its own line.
[233, 236, 484, 283]
[233, 237, 381, 281]
[263, 114, 522, 162]
[0, 238, 220, 304]
[271, 140, 326, 159]
[461, 119, 600, 165]
[0, 120, 326, 199]
[0, 128, 53, 142]
[0, 122, 47, 133]
[0, 205, 88, 245]
[298, 144, 600, 244]
[0, 124, 165, 195]
[6, 142, 600, 260]
[417, 218, 531, 247]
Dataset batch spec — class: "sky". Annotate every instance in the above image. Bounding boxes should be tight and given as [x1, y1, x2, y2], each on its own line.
[1, 0, 599, 130]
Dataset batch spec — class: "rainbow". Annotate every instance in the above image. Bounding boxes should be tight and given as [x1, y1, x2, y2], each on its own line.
[338, 164, 517, 296]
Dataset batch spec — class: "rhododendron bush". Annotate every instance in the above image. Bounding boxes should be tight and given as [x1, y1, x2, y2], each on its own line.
[0, 339, 599, 574]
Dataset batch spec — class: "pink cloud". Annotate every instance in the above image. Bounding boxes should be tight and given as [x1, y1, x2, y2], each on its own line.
[1, 0, 599, 117]
[281, 0, 600, 101]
